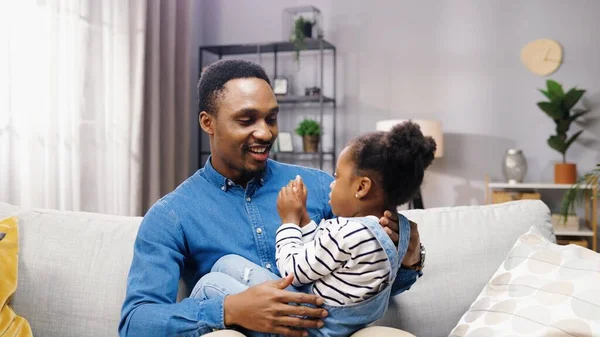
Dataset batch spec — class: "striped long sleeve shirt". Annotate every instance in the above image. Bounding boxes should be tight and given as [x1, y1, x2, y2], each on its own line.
[275, 216, 391, 305]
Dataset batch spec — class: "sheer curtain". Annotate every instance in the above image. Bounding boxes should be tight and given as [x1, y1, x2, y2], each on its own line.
[0, 0, 147, 215]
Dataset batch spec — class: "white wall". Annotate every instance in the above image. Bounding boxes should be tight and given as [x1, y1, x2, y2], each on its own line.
[196, 0, 600, 209]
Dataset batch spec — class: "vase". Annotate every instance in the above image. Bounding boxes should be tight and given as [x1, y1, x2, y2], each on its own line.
[502, 149, 527, 184]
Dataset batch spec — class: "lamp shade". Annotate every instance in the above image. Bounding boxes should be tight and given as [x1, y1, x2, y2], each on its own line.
[375, 119, 444, 158]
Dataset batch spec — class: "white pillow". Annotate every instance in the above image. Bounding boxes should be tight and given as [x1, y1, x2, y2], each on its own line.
[450, 227, 600, 337]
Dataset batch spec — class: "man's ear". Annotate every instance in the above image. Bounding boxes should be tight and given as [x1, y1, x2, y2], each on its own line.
[199, 111, 215, 135]
[355, 176, 373, 199]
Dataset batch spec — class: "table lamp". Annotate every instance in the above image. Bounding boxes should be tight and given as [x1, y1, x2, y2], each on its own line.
[375, 119, 444, 209]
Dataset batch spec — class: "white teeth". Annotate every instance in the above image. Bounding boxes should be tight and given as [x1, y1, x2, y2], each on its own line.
[249, 147, 266, 154]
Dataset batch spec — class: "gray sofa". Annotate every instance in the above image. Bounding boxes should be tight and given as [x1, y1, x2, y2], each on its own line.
[0, 200, 554, 337]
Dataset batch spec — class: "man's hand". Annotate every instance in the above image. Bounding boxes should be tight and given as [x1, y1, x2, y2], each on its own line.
[224, 274, 327, 337]
[402, 220, 421, 266]
[379, 211, 421, 266]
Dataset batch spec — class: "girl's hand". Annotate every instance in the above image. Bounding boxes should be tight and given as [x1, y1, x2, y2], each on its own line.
[277, 180, 304, 225]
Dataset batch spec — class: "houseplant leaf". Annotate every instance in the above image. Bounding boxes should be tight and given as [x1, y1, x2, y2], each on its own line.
[569, 108, 591, 122]
[537, 101, 561, 120]
[564, 129, 583, 151]
[547, 135, 566, 154]
[546, 80, 564, 99]
[555, 119, 570, 135]
[538, 89, 551, 100]
[562, 88, 586, 112]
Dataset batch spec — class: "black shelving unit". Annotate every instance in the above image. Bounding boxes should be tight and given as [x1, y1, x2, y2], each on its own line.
[197, 38, 337, 172]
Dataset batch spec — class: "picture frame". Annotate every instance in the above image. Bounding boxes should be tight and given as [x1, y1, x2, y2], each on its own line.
[273, 78, 289, 95]
[277, 132, 294, 152]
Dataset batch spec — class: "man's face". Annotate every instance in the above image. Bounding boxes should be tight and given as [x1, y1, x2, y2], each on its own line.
[201, 77, 279, 182]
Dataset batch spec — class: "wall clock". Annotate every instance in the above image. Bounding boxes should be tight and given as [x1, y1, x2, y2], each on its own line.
[521, 39, 563, 76]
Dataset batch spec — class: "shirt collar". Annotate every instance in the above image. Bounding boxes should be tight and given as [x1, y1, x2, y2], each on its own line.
[203, 156, 270, 191]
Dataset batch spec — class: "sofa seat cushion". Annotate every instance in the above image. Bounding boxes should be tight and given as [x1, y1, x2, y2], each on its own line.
[450, 227, 600, 336]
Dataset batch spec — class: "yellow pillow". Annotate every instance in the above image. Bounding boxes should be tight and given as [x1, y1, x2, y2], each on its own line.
[0, 217, 32, 337]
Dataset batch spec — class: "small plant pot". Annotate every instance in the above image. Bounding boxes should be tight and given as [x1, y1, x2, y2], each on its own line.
[302, 135, 319, 153]
[554, 163, 577, 184]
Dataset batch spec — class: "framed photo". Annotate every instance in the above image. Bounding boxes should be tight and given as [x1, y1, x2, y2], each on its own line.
[277, 132, 294, 152]
[273, 78, 289, 95]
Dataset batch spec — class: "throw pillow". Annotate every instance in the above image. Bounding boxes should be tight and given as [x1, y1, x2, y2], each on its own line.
[0, 216, 33, 337]
[450, 227, 600, 337]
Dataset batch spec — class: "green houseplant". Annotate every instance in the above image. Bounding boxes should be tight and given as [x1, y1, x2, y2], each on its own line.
[290, 16, 314, 66]
[537, 79, 590, 183]
[560, 164, 599, 220]
[295, 118, 321, 153]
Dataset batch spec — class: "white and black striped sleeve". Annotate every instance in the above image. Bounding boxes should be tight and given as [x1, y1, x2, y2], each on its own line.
[276, 221, 351, 287]
[300, 220, 318, 243]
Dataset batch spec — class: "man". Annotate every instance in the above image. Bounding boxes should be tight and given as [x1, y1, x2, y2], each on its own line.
[119, 59, 424, 337]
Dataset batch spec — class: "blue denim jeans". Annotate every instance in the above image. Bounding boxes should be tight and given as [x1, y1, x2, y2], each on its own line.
[192, 216, 409, 337]
[191, 255, 287, 337]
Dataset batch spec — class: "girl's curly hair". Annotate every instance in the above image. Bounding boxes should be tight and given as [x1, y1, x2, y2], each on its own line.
[349, 121, 437, 207]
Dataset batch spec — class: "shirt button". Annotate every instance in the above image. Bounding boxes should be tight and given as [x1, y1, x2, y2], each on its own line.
[256, 228, 262, 234]
[221, 186, 226, 191]
[246, 197, 251, 202]
[227, 180, 233, 186]
[265, 263, 272, 269]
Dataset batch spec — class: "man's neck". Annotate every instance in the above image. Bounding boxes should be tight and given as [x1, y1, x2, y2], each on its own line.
[209, 158, 263, 188]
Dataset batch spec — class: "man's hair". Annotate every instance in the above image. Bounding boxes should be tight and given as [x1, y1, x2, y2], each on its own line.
[197, 59, 271, 115]
[349, 121, 437, 208]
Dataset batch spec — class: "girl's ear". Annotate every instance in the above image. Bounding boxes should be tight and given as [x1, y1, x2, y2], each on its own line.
[355, 176, 373, 199]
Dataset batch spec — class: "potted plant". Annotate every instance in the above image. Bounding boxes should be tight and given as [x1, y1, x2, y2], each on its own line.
[295, 118, 321, 153]
[537, 79, 590, 184]
[290, 16, 314, 66]
[560, 164, 599, 220]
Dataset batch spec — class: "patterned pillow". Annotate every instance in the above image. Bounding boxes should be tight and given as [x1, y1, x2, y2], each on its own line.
[450, 227, 600, 337]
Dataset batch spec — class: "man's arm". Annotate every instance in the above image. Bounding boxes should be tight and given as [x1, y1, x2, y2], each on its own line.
[390, 220, 423, 296]
[121, 201, 328, 337]
[119, 201, 225, 337]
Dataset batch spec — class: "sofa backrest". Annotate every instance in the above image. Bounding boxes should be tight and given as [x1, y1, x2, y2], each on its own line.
[0, 200, 554, 337]
[0, 202, 142, 337]
[377, 200, 554, 337]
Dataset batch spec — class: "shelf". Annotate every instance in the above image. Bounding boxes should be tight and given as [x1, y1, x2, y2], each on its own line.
[554, 226, 594, 237]
[199, 39, 336, 56]
[277, 95, 335, 104]
[488, 182, 595, 190]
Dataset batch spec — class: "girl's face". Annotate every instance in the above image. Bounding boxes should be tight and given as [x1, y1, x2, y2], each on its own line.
[329, 146, 360, 217]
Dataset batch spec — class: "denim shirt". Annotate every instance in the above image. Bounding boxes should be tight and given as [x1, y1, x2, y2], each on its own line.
[119, 158, 420, 337]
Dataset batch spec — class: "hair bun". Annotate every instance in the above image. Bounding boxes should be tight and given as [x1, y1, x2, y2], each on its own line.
[386, 121, 436, 169]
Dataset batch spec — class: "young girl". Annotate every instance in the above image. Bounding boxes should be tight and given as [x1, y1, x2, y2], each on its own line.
[193, 121, 436, 337]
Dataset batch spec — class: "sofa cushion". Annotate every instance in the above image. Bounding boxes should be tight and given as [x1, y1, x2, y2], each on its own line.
[0, 203, 142, 337]
[450, 227, 600, 336]
[0, 216, 33, 337]
[376, 200, 554, 337]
